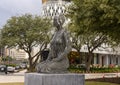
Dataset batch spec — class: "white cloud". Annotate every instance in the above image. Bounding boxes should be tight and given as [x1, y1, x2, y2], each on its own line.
[0, 0, 42, 28]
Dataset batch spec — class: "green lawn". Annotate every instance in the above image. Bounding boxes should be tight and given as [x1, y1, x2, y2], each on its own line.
[0, 83, 24, 85]
[0, 82, 119, 85]
[86, 81, 120, 85]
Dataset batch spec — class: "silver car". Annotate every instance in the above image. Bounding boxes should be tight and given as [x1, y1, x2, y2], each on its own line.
[7, 66, 15, 72]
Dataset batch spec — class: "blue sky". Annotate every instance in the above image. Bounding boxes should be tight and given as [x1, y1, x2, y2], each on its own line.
[0, 0, 42, 28]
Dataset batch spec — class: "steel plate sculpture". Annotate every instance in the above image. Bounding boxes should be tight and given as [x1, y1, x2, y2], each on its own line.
[36, 15, 71, 73]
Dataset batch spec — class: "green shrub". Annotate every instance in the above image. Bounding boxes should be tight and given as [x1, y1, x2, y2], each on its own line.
[68, 64, 120, 73]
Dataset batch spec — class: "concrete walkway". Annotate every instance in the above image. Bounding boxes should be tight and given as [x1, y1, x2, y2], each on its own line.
[0, 75, 24, 83]
[85, 73, 120, 79]
[0, 69, 26, 83]
[0, 70, 120, 83]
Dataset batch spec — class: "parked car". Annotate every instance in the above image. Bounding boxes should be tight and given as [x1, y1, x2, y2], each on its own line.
[0, 65, 6, 72]
[7, 66, 15, 72]
[15, 65, 21, 70]
[0, 65, 15, 73]
[20, 63, 27, 69]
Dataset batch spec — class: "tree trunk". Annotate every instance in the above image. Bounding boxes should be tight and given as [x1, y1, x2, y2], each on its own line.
[76, 50, 81, 64]
[28, 53, 35, 72]
[85, 52, 93, 72]
[28, 63, 35, 72]
[78, 51, 82, 64]
[27, 52, 40, 72]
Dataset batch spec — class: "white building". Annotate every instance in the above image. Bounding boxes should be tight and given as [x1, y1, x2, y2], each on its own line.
[80, 44, 120, 66]
[4, 47, 28, 60]
[42, 0, 70, 18]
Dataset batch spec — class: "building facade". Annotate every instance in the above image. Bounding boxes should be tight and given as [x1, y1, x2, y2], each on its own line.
[42, 0, 70, 18]
[4, 47, 28, 60]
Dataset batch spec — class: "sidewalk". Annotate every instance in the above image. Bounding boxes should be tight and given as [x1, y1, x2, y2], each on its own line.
[85, 73, 120, 79]
[0, 69, 26, 83]
[0, 70, 120, 83]
[0, 75, 24, 83]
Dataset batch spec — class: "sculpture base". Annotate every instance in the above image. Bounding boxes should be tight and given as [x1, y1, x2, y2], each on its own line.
[25, 73, 85, 85]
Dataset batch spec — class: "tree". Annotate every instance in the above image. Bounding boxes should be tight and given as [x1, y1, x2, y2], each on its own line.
[81, 32, 107, 72]
[69, 24, 108, 72]
[70, 31, 85, 64]
[68, 0, 120, 43]
[1, 14, 52, 72]
[67, 0, 114, 72]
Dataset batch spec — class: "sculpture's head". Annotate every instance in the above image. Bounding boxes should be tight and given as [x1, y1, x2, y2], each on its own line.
[53, 14, 65, 29]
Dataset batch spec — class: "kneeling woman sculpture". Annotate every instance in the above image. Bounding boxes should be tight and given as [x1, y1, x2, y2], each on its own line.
[36, 15, 71, 73]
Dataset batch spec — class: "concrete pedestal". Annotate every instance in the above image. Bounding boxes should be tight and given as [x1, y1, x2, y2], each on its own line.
[25, 73, 84, 85]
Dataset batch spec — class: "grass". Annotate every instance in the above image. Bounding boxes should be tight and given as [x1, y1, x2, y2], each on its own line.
[0, 82, 24, 85]
[0, 82, 119, 85]
[86, 81, 120, 85]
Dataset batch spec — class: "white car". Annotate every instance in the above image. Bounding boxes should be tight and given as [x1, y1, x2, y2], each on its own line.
[7, 66, 15, 72]
[0, 65, 6, 72]
[20, 64, 27, 69]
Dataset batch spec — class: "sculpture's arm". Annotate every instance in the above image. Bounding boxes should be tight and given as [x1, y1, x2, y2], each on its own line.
[46, 33, 56, 61]
[53, 30, 72, 62]
[62, 30, 72, 56]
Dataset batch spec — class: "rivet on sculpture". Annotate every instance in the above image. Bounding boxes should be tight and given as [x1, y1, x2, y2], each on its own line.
[36, 15, 72, 73]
